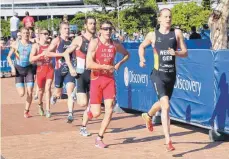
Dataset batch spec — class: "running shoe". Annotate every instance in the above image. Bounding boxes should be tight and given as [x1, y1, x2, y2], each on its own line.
[79, 127, 91, 137]
[95, 137, 107, 148]
[142, 113, 154, 132]
[67, 113, 74, 123]
[34, 95, 38, 100]
[24, 111, 32, 118]
[166, 141, 175, 152]
[50, 96, 58, 105]
[46, 111, 51, 118]
[38, 103, 44, 116]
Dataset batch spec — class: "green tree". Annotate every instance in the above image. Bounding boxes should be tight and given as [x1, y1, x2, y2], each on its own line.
[35, 18, 62, 31]
[1, 19, 10, 38]
[202, 0, 211, 10]
[120, 6, 157, 36]
[171, 2, 211, 31]
[70, 11, 118, 31]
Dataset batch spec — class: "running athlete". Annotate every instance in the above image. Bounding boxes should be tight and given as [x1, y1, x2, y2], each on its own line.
[86, 20, 129, 148]
[46, 22, 75, 123]
[138, 8, 188, 151]
[30, 28, 53, 118]
[7, 27, 35, 118]
[63, 16, 96, 136]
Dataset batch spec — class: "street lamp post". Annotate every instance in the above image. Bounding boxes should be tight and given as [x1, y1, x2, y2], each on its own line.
[117, 0, 120, 35]
[12, 0, 14, 14]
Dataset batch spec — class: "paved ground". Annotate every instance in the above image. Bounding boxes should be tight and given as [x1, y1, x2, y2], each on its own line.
[1, 77, 229, 159]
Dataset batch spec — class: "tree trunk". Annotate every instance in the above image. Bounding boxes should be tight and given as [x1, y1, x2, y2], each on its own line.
[208, 0, 229, 50]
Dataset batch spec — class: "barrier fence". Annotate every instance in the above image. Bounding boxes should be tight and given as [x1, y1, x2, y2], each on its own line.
[115, 48, 229, 134]
[1, 40, 228, 134]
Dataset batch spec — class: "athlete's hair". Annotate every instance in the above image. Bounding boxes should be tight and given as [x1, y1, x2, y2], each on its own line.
[59, 21, 69, 30]
[40, 28, 49, 33]
[158, 8, 171, 17]
[84, 16, 96, 24]
[100, 20, 113, 28]
[20, 27, 29, 32]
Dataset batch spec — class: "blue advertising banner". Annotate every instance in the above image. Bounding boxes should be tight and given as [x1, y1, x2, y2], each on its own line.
[0, 48, 15, 72]
[185, 39, 212, 49]
[115, 48, 157, 112]
[213, 50, 229, 133]
[170, 50, 215, 128]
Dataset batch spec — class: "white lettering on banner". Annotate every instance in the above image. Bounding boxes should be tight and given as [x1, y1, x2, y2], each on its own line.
[0, 60, 15, 68]
[124, 67, 148, 87]
[174, 75, 202, 96]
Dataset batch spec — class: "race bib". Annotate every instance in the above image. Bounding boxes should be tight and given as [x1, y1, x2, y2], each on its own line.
[76, 57, 85, 74]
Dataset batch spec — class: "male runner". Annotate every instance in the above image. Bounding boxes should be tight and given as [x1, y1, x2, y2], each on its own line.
[46, 22, 75, 123]
[30, 28, 53, 118]
[63, 16, 97, 136]
[7, 27, 34, 118]
[138, 8, 188, 151]
[86, 20, 129, 148]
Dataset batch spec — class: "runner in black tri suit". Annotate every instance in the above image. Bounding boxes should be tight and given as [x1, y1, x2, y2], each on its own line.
[63, 16, 97, 136]
[46, 22, 76, 123]
[138, 8, 188, 151]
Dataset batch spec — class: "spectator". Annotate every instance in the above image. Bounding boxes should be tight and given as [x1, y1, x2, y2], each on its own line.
[10, 12, 20, 40]
[200, 24, 210, 40]
[189, 26, 201, 39]
[22, 11, 35, 28]
[0, 37, 6, 50]
[16, 32, 22, 41]
[28, 28, 36, 43]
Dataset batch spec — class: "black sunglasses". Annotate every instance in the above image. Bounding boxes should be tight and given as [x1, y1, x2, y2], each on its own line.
[40, 33, 49, 35]
[101, 27, 113, 31]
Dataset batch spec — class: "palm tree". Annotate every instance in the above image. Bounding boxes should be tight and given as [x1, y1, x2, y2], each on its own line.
[208, 0, 229, 49]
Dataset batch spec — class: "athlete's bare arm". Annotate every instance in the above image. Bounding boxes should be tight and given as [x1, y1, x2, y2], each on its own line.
[7, 42, 17, 75]
[173, 29, 188, 57]
[114, 41, 130, 70]
[29, 44, 45, 62]
[46, 37, 64, 57]
[138, 32, 155, 67]
[86, 39, 114, 70]
[63, 36, 82, 74]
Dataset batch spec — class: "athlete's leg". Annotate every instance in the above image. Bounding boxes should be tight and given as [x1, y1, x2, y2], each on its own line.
[45, 79, 53, 117]
[66, 82, 75, 113]
[24, 66, 35, 117]
[98, 99, 114, 137]
[45, 79, 53, 111]
[16, 85, 25, 97]
[77, 93, 88, 107]
[25, 83, 34, 116]
[51, 69, 63, 104]
[148, 101, 161, 116]
[15, 74, 25, 97]
[159, 96, 170, 143]
[34, 83, 39, 100]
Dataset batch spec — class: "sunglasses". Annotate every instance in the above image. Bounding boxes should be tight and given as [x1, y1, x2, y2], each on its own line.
[40, 32, 49, 35]
[101, 27, 113, 31]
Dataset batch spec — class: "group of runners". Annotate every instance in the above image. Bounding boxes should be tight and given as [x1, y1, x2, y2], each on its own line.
[7, 8, 188, 151]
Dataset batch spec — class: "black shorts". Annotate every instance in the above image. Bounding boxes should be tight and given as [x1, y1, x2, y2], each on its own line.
[151, 69, 176, 99]
[15, 64, 35, 87]
[77, 70, 91, 93]
[32, 64, 37, 75]
[54, 65, 75, 88]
